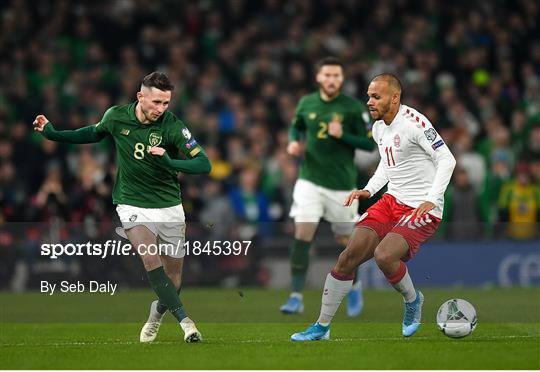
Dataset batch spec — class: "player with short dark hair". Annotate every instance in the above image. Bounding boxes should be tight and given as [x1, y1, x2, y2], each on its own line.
[280, 57, 375, 316]
[291, 73, 456, 341]
[33, 71, 211, 343]
[142, 71, 175, 92]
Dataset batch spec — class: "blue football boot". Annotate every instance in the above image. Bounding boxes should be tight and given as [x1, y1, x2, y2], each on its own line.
[402, 290, 424, 337]
[279, 294, 304, 314]
[291, 322, 330, 341]
[347, 285, 364, 317]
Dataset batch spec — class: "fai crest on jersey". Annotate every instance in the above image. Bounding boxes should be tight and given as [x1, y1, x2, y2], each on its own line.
[308, 112, 317, 120]
[148, 132, 162, 147]
[394, 134, 401, 148]
[424, 128, 437, 142]
[182, 128, 192, 139]
[331, 113, 344, 122]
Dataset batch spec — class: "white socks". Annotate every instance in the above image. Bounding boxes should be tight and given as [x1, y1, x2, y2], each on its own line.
[148, 300, 165, 323]
[317, 272, 353, 326]
[387, 262, 417, 303]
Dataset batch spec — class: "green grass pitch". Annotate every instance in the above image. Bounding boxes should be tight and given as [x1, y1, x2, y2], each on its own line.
[1, 287, 539, 369]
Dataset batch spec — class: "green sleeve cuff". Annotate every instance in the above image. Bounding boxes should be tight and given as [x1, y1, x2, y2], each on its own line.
[339, 132, 375, 151]
[288, 125, 302, 142]
[160, 151, 212, 174]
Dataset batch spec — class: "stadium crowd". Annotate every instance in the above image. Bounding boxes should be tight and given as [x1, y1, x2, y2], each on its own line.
[0, 0, 539, 288]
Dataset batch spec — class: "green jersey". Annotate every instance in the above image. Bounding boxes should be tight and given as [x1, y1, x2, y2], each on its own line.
[94, 102, 203, 208]
[290, 91, 371, 190]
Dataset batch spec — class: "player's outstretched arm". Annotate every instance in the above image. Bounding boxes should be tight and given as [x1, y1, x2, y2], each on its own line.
[149, 147, 212, 174]
[328, 121, 375, 151]
[362, 160, 389, 197]
[33, 114, 107, 144]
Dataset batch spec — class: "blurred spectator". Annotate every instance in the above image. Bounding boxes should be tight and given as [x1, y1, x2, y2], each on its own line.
[447, 167, 481, 240]
[480, 154, 512, 230]
[229, 166, 271, 229]
[498, 163, 540, 239]
[454, 132, 486, 193]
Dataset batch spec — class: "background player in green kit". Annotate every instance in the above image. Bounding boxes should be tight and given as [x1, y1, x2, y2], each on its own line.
[280, 57, 375, 316]
[32, 72, 211, 343]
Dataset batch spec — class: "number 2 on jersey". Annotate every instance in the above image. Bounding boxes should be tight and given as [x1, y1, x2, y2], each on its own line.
[317, 122, 328, 139]
[385, 146, 396, 166]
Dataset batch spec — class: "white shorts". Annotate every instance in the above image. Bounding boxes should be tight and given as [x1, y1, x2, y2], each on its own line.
[116, 204, 186, 258]
[289, 179, 359, 236]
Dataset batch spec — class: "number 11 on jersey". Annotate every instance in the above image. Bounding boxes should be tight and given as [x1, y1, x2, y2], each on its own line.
[385, 146, 396, 166]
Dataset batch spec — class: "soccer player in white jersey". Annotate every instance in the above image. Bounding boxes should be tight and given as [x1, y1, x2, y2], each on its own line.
[291, 73, 456, 341]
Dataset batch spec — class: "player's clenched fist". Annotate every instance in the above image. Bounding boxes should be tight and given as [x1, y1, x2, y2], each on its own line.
[33, 114, 50, 132]
[287, 141, 305, 157]
[343, 189, 371, 206]
[328, 121, 343, 138]
[148, 146, 166, 156]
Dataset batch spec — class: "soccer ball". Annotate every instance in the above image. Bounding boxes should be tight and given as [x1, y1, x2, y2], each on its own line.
[436, 299, 477, 338]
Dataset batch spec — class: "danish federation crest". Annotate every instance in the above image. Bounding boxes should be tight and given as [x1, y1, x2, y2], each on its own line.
[394, 134, 401, 148]
[424, 128, 437, 142]
[182, 128, 192, 139]
[148, 132, 162, 147]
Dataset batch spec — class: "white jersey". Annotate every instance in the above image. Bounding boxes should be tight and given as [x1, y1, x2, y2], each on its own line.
[364, 104, 456, 219]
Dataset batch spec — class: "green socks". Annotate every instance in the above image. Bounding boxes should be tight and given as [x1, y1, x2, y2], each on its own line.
[146, 266, 186, 322]
[290, 239, 311, 293]
[156, 288, 181, 315]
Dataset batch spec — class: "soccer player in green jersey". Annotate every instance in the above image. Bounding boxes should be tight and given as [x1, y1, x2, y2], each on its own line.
[280, 57, 375, 316]
[33, 72, 211, 343]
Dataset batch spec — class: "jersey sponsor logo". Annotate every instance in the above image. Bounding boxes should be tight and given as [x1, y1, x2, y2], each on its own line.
[182, 128, 192, 139]
[186, 138, 198, 149]
[308, 112, 317, 120]
[120, 128, 130, 136]
[424, 128, 437, 142]
[394, 134, 401, 148]
[432, 139, 445, 150]
[148, 132, 162, 147]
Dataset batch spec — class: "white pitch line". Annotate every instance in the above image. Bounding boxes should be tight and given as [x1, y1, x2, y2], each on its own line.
[0, 334, 537, 347]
